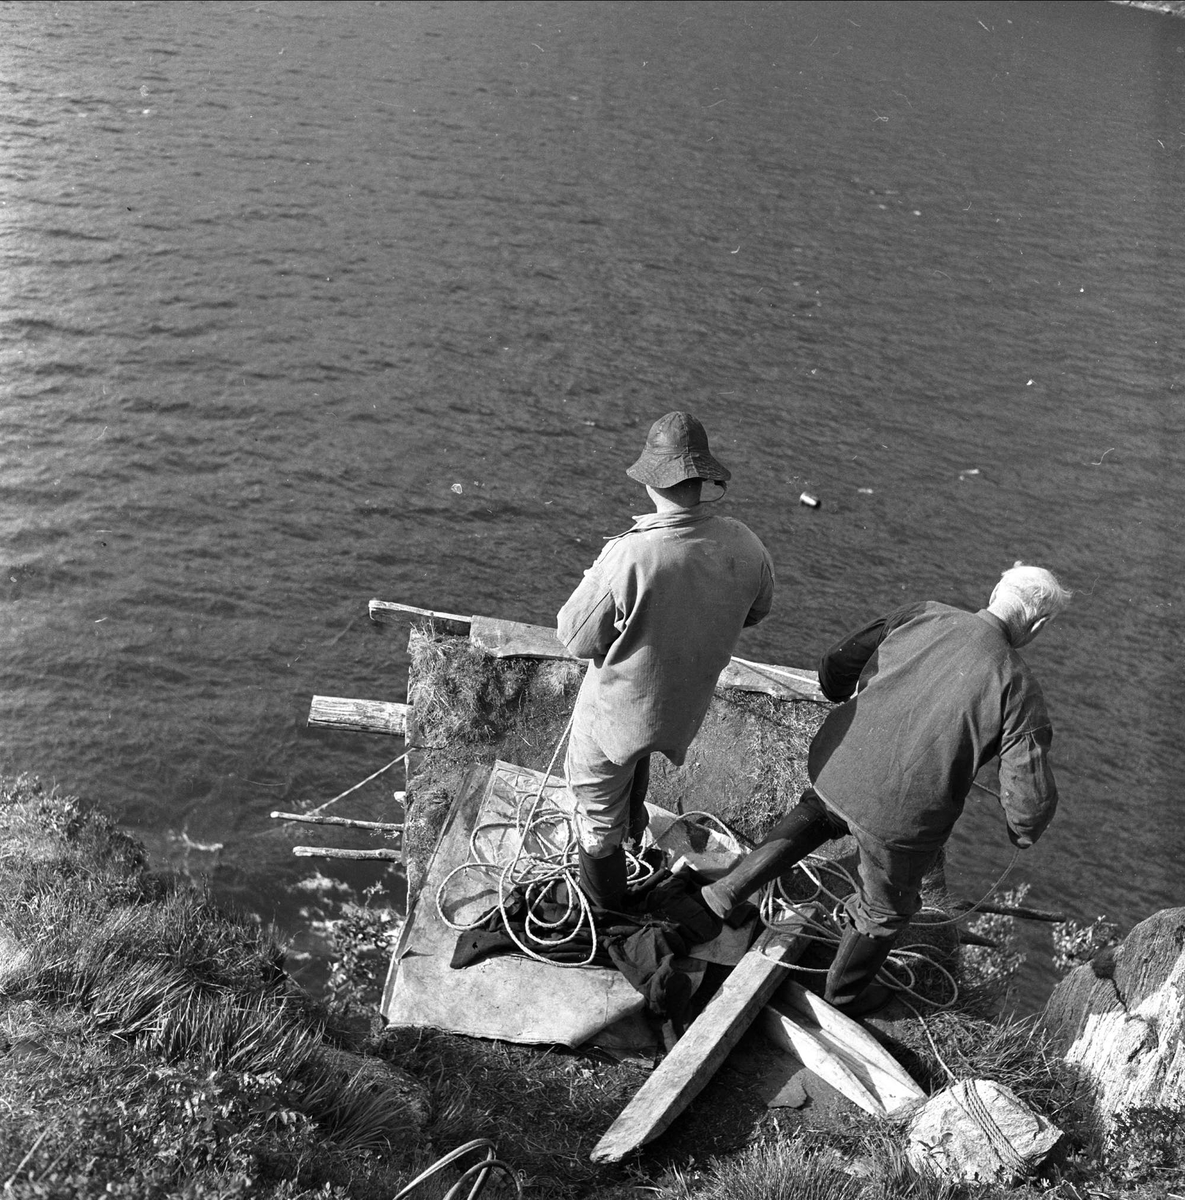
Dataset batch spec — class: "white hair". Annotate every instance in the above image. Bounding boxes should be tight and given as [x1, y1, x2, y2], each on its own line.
[989, 561, 1072, 625]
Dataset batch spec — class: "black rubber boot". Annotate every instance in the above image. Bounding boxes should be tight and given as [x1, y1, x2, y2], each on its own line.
[578, 845, 627, 913]
[700, 797, 844, 919]
[824, 924, 898, 1016]
[626, 755, 652, 848]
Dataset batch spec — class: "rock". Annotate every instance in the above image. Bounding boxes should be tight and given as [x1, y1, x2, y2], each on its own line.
[1041, 906, 1185, 1128]
[906, 1079, 1062, 1185]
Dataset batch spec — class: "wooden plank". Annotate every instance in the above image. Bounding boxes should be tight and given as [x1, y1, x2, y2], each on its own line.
[292, 846, 401, 861]
[766, 980, 925, 1114]
[719, 658, 825, 702]
[589, 911, 815, 1164]
[368, 599, 472, 634]
[758, 1006, 887, 1116]
[307, 696, 409, 736]
[469, 615, 571, 659]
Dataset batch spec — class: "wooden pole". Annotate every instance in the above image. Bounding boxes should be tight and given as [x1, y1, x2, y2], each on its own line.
[307, 696, 409, 737]
[950, 900, 1067, 923]
[292, 846, 401, 861]
[270, 811, 402, 832]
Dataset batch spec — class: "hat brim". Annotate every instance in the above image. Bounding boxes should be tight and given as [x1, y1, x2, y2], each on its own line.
[626, 450, 731, 488]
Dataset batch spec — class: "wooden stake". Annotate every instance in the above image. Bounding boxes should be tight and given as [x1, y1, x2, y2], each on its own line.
[292, 846, 401, 861]
[950, 900, 1067, 923]
[270, 811, 403, 832]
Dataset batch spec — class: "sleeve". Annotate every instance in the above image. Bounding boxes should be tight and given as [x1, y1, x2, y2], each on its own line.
[997, 712, 1058, 849]
[816, 603, 925, 703]
[743, 549, 776, 628]
[556, 557, 620, 661]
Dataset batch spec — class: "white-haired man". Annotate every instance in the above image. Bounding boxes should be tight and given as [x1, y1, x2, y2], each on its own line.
[702, 563, 1071, 1015]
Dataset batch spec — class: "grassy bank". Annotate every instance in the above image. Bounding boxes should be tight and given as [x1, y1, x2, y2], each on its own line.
[2, 774, 1183, 1199]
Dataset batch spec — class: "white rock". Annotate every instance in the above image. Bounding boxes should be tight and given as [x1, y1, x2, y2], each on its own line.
[1042, 907, 1185, 1128]
[906, 1079, 1062, 1185]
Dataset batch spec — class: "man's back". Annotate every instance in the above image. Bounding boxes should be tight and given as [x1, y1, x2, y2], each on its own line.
[558, 508, 773, 764]
[808, 602, 1055, 848]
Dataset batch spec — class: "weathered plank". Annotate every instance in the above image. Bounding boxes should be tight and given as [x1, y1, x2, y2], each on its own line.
[762, 980, 925, 1116]
[589, 912, 815, 1164]
[368, 600, 472, 634]
[292, 846, 401, 861]
[775, 979, 924, 1102]
[468, 615, 570, 659]
[307, 696, 409, 736]
[758, 1006, 886, 1116]
[720, 657, 826, 702]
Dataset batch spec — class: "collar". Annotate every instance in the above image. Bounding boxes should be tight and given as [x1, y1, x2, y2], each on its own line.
[975, 608, 1013, 645]
[627, 507, 714, 533]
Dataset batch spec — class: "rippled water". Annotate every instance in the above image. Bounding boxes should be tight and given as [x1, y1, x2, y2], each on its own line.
[2, 0, 1183, 1000]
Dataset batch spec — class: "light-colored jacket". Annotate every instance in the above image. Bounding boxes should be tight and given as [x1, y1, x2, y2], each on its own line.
[557, 508, 774, 765]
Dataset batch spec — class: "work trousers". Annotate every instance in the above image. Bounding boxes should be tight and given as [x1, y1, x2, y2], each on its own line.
[811, 788, 942, 937]
[565, 718, 650, 856]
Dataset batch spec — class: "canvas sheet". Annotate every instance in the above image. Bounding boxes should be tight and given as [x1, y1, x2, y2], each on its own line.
[381, 759, 749, 1049]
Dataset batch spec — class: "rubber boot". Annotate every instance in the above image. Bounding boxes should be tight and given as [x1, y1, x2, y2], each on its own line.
[700, 799, 842, 920]
[578, 845, 627, 914]
[626, 755, 651, 849]
[824, 924, 898, 1016]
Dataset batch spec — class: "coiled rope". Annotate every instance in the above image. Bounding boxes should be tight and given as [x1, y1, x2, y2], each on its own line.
[756, 846, 1022, 1013]
[391, 1138, 521, 1200]
[433, 704, 1021, 1007]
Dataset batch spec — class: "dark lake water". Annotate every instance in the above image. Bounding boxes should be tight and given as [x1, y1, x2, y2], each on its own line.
[2, 0, 1183, 1005]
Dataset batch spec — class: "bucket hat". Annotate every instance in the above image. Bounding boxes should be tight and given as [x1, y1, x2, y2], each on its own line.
[626, 411, 732, 488]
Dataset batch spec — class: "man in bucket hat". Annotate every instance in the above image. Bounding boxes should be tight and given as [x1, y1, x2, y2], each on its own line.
[557, 412, 775, 913]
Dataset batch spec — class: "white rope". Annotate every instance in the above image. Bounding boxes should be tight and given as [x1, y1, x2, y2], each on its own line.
[391, 1138, 521, 1200]
[306, 750, 409, 817]
[752, 843, 1021, 1012]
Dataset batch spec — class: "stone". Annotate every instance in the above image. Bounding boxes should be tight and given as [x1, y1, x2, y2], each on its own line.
[1041, 906, 1185, 1129]
[906, 1079, 1062, 1185]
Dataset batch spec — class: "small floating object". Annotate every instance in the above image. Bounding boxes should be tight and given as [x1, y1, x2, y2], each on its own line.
[799, 492, 821, 508]
[857, 487, 874, 495]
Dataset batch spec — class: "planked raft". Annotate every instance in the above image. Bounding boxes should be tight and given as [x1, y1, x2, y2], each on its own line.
[307, 696, 409, 736]
[589, 911, 816, 1164]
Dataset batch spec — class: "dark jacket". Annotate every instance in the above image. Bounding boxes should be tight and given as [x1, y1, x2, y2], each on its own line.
[808, 601, 1058, 850]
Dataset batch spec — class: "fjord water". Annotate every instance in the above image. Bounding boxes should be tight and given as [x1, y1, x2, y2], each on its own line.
[2, 0, 1183, 1001]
